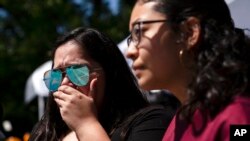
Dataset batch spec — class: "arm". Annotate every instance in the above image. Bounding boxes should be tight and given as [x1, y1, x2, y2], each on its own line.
[74, 118, 110, 141]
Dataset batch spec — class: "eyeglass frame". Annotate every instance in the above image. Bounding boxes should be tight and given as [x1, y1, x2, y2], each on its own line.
[127, 19, 169, 47]
[43, 64, 102, 92]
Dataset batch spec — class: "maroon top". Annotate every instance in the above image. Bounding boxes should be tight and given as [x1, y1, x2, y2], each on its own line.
[162, 96, 250, 141]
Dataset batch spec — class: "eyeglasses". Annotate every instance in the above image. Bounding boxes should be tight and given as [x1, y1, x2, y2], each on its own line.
[43, 64, 101, 92]
[127, 19, 168, 47]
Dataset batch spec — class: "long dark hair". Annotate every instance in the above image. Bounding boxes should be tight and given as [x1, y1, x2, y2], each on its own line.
[29, 27, 149, 141]
[142, 0, 250, 120]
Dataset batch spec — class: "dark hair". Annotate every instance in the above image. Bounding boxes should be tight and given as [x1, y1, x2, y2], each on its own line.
[29, 27, 149, 141]
[139, 0, 250, 121]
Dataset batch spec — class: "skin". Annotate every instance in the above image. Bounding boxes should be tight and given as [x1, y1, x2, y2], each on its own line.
[126, 1, 189, 103]
[52, 40, 110, 141]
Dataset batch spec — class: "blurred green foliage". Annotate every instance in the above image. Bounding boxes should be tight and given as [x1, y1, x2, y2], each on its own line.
[0, 0, 133, 138]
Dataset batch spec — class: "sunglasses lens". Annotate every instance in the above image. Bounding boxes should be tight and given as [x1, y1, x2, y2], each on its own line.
[66, 65, 89, 86]
[43, 70, 62, 91]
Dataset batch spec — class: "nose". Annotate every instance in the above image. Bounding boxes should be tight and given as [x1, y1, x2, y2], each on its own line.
[126, 44, 138, 61]
[60, 75, 72, 86]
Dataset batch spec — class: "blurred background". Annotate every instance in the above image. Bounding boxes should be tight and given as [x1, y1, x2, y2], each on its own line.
[0, 0, 249, 140]
[0, 0, 133, 140]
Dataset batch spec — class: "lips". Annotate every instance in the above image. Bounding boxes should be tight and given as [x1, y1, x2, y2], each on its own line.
[132, 65, 144, 77]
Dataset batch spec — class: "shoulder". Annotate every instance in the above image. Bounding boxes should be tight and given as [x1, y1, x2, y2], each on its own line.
[111, 105, 175, 141]
[206, 96, 250, 141]
[129, 105, 175, 136]
[216, 95, 250, 124]
[134, 105, 176, 125]
[163, 96, 250, 141]
[127, 105, 175, 141]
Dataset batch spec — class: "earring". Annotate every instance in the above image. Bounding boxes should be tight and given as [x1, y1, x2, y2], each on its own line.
[179, 48, 195, 69]
[179, 49, 184, 65]
[179, 49, 184, 56]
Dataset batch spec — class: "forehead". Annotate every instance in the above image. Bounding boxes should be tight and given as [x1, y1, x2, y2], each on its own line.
[129, 1, 166, 30]
[55, 40, 84, 57]
[54, 40, 90, 67]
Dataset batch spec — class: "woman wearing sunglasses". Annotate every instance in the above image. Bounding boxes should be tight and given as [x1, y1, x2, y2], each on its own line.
[29, 27, 175, 141]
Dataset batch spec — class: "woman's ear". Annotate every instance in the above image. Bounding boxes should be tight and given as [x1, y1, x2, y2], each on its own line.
[179, 17, 201, 50]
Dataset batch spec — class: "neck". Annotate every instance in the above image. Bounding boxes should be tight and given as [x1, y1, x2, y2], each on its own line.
[163, 74, 189, 105]
[168, 86, 187, 104]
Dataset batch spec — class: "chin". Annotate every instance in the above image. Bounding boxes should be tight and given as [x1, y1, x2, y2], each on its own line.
[139, 80, 153, 91]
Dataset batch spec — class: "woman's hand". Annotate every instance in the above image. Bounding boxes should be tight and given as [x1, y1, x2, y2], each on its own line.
[53, 78, 110, 141]
[53, 78, 98, 131]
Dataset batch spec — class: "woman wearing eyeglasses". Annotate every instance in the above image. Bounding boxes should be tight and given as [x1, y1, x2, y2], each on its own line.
[127, 0, 250, 141]
[29, 27, 175, 141]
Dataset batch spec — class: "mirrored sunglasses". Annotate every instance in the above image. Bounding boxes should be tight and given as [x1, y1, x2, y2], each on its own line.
[43, 64, 96, 92]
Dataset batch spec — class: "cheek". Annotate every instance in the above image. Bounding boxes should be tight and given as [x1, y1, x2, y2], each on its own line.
[158, 32, 180, 62]
[158, 47, 180, 75]
[94, 88, 105, 113]
[151, 36, 181, 75]
[93, 74, 106, 112]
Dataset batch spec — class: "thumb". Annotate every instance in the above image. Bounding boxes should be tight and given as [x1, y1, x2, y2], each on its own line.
[89, 78, 98, 98]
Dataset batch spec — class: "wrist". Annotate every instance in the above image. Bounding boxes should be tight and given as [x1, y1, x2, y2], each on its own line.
[74, 118, 110, 141]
